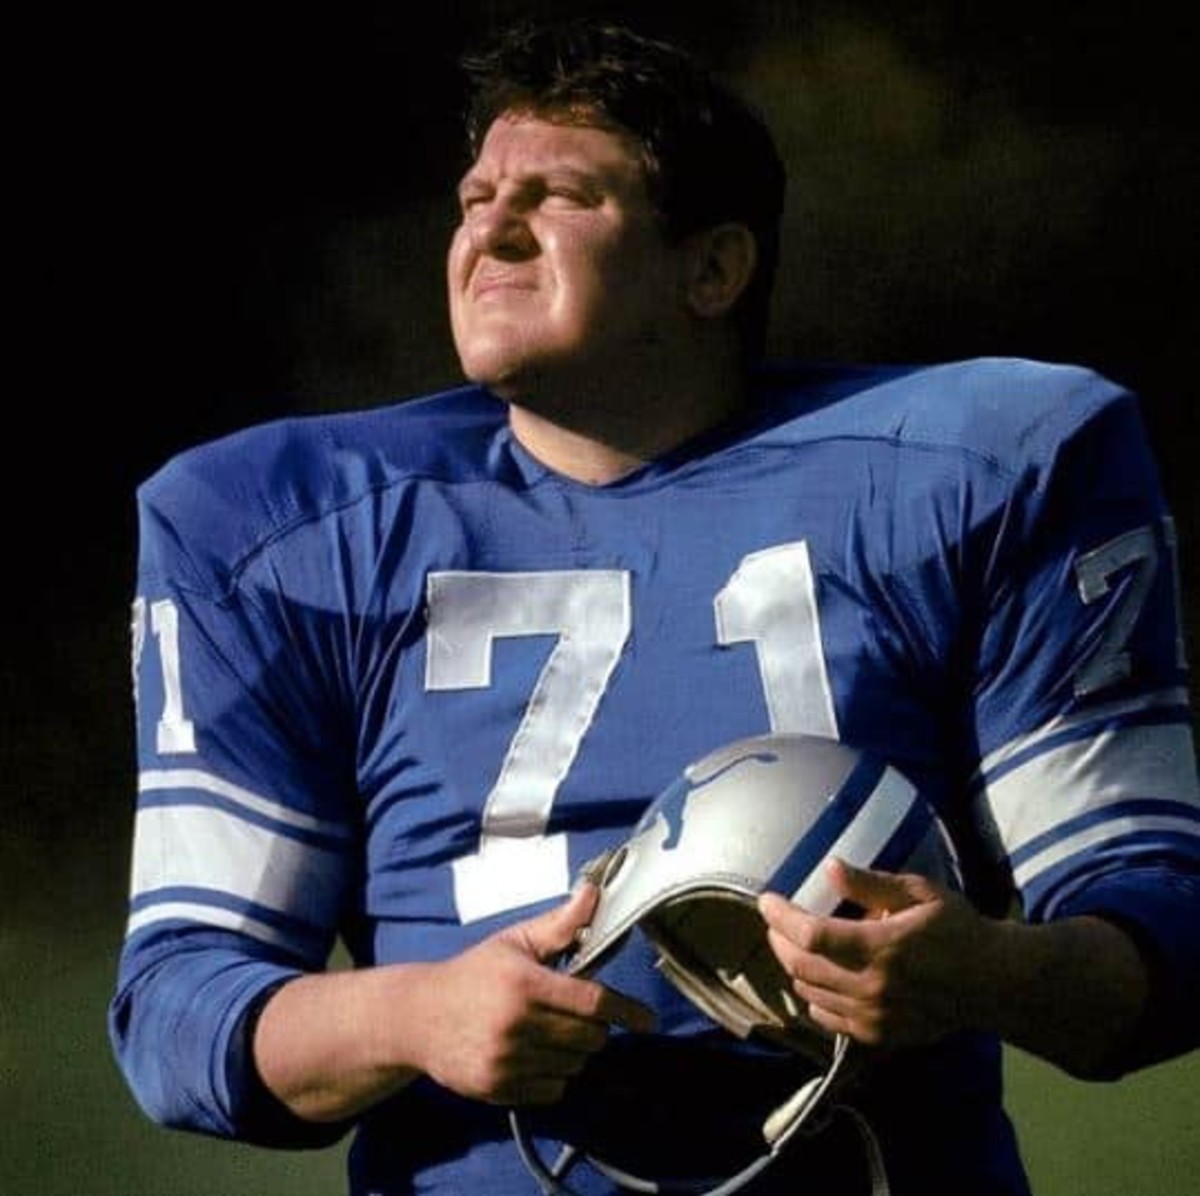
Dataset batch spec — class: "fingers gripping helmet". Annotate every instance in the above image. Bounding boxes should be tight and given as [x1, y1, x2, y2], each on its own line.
[511, 732, 961, 1196]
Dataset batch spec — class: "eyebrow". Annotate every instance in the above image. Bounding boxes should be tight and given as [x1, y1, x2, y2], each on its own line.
[456, 164, 617, 203]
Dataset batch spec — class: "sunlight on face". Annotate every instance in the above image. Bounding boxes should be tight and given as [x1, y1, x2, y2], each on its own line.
[447, 115, 685, 399]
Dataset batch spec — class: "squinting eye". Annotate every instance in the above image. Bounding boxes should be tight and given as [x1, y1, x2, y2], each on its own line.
[458, 189, 492, 214]
[544, 186, 594, 208]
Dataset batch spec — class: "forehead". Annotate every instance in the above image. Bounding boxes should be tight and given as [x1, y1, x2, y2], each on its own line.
[465, 113, 647, 185]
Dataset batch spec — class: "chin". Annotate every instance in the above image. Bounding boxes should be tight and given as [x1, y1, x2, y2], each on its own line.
[457, 344, 560, 402]
[455, 333, 524, 381]
[457, 351, 521, 395]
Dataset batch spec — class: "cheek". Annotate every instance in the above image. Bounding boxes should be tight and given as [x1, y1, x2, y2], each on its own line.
[446, 238, 470, 326]
[555, 234, 643, 314]
[579, 239, 676, 322]
[446, 230, 468, 288]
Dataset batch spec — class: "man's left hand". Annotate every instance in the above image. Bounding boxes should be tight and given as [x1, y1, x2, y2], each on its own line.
[758, 858, 985, 1051]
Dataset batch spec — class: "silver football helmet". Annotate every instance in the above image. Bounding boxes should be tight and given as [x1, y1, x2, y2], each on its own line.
[511, 732, 962, 1196]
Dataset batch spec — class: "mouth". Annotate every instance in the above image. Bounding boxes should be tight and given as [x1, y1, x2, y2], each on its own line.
[471, 269, 536, 301]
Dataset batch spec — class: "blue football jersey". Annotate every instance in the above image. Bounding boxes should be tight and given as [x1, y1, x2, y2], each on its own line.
[110, 357, 1200, 1195]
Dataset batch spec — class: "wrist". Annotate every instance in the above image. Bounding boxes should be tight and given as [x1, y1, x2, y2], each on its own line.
[959, 912, 1150, 1077]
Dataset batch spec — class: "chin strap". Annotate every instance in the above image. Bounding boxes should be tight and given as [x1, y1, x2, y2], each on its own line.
[508, 1033, 890, 1196]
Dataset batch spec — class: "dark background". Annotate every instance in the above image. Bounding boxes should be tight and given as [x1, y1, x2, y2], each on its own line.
[6, 2, 1198, 1191]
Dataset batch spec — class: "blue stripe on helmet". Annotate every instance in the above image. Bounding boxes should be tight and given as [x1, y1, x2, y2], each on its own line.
[871, 792, 935, 875]
[765, 751, 888, 896]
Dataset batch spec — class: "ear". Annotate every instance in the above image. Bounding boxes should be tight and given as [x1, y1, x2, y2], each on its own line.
[683, 223, 758, 319]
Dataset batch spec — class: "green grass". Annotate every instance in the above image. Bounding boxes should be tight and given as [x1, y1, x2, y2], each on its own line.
[1005, 1047, 1200, 1193]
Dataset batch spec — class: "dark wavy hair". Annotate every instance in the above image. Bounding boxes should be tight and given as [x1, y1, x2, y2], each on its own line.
[460, 18, 787, 361]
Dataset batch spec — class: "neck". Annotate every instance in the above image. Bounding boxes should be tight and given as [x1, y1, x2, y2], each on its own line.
[505, 354, 751, 486]
[505, 407, 650, 484]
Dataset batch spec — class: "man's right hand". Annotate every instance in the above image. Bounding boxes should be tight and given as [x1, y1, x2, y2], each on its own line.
[254, 881, 656, 1122]
[413, 881, 657, 1105]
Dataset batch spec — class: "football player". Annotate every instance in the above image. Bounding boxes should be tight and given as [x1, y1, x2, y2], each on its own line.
[110, 17, 1200, 1195]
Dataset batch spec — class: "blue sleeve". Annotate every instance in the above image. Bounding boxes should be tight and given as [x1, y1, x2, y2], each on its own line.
[109, 466, 360, 1143]
[968, 381, 1200, 1070]
[108, 931, 349, 1146]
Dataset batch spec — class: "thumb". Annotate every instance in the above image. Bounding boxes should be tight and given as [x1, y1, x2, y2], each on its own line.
[508, 882, 600, 963]
[828, 857, 936, 917]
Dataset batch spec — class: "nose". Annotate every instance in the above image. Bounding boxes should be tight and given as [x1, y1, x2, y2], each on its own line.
[464, 195, 536, 259]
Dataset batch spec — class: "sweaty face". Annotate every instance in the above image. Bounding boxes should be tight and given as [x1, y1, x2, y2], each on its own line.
[447, 114, 686, 400]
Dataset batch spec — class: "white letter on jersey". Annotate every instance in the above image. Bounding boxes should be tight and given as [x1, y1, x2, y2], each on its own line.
[714, 541, 839, 738]
[426, 571, 631, 923]
[1073, 518, 1184, 696]
[132, 596, 197, 754]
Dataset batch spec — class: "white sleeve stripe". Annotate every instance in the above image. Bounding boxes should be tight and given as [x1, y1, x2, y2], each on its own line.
[1013, 814, 1200, 890]
[973, 686, 1192, 782]
[129, 805, 346, 927]
[139, 767, 353, 838]
[977, 722, 1200, 856]
[125, 900, 291, 947]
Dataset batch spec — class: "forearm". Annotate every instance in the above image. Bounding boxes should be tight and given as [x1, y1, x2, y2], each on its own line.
[253, 963, 433, 1123]
[255, 884, 645, 1124]
[966, 912, 1151, 1079]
